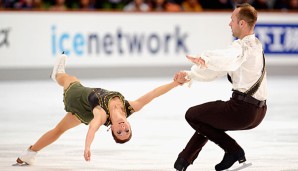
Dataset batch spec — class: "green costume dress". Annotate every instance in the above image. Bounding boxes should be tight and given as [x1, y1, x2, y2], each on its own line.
[63, 82, 135, 126]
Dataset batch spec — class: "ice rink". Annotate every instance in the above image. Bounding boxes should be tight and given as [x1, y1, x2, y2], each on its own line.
[0, 76, 298, 171]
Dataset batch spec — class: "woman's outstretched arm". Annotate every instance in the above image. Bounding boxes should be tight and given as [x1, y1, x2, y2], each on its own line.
[129, 75, 186, 112]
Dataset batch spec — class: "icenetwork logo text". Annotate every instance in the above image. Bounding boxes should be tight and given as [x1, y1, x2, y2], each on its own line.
[51, 25, 189, 56]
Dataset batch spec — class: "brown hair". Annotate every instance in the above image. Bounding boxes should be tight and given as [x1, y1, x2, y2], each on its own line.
[236, 3, 258, 28]
[111, 129, 132, 144]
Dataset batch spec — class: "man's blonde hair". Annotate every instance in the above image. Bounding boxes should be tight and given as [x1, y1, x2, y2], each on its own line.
[236, 3, 258, 28]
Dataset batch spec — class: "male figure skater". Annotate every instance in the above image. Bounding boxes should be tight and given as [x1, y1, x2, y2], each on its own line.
[173, 3, 267, 171]
[16, 53, 184, 165]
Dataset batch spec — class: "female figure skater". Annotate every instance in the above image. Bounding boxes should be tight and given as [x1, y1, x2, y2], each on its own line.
[16, 53, 184, 165]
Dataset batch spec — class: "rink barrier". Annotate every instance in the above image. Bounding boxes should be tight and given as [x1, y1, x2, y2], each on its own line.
[0, 12, 297, 80]
[0, 64, 297, 81]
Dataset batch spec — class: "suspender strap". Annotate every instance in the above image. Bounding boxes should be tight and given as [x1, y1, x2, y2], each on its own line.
[227, 74, 232, 84]
[227, 52, 266, 96]
[245, 52, 266, 96]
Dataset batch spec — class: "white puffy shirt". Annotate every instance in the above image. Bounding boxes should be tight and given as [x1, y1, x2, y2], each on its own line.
[185, 34, 268, 101]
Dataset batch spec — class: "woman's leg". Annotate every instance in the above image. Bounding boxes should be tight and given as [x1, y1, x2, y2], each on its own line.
[30, 112, 81, 151]
[56, 73, 80, 90]
[51, 53, 80, 90]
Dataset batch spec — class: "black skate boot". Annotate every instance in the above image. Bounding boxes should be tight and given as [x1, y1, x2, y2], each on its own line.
[174, 157, 190, 171]
[215, 148, 246, 171]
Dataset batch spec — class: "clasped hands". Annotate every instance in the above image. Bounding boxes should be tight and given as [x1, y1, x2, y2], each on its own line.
[173, 55, 206, 85]
[174, 71, 189, 85]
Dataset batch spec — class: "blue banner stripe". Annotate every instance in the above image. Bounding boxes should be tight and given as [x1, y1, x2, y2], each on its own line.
[255, 24, 298, 54]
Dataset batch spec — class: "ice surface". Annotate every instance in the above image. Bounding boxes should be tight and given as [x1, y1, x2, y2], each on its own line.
[0, 76, 298, 171]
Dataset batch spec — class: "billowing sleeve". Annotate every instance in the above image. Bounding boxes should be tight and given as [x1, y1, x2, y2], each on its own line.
[200, 40, 245, 71]
[185, 65, 227, 83]
[183, 40, 244, 85]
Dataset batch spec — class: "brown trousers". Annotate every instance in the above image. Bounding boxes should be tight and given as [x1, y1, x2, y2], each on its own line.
[178, 95, 267, 164]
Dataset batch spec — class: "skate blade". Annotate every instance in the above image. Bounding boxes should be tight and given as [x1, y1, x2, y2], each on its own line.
[12, 158, 29, 166]
[12, 163, 29, 166]
[227, 162, 252, 171]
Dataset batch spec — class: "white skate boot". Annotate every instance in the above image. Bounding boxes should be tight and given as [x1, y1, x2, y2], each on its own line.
[50, 53, 67, 82]
[16, 146, 37, 165]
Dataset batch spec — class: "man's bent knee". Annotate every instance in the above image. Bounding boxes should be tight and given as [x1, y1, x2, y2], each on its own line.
[185, 107, 195, 123]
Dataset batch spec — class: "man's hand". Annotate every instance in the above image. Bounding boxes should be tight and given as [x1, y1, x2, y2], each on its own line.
[186, 55, 207, 68]
[84, 149, 91, 161]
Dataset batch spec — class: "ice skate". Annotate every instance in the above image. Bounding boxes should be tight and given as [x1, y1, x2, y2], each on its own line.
[50, 52, 67, 82]
[215, 148, 246, 171]
[14, 146, 37, 166]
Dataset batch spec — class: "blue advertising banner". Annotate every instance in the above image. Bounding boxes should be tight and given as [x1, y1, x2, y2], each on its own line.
[255, 24, 298, 54]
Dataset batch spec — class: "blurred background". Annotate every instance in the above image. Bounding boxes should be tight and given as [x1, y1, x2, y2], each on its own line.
[0, 0, 298, 12]
[0, 0, 297, 80]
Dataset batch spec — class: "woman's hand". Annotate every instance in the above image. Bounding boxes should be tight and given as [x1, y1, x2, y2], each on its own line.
[84, 149, 91, 161]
